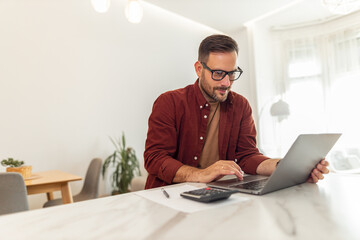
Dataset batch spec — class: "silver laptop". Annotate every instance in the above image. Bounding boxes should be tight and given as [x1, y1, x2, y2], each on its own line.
[207, 133, 341, 195]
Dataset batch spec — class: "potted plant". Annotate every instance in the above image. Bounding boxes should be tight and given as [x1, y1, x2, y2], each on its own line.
[102, 133, 141, 195]
[1, 158, 32, 179]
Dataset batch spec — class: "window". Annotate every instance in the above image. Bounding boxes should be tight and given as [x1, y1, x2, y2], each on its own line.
[264, 24, 360, 172]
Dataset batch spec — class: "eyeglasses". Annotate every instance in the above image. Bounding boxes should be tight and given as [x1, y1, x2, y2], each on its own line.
[201, 62, 243, 81]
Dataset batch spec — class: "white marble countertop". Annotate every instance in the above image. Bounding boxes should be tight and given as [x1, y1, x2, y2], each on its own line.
[0, 173, 359, 240]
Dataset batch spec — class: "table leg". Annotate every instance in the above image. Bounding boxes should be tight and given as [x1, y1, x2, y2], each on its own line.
[60, 182, 74, 204]
[46, 192, 54, 200]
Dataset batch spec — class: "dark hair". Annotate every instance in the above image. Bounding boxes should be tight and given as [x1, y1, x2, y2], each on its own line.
[198, 34, 239, 63]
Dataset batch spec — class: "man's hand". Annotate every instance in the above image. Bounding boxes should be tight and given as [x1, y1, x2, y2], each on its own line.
[307, 159, 330, 183]
[173, 160, 243, 183]
[195, 160, 244, 183]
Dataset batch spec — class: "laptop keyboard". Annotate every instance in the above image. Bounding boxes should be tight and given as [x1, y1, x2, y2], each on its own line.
[230, 179, 268, 190]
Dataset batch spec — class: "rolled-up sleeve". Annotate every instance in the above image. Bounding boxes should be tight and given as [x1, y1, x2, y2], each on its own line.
[144, 93, 183, 184]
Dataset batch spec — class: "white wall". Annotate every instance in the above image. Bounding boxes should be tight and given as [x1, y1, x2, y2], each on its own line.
[0, 0, 225, 209]
[229, 29, 258, 114]
[247, 22, 278, 154]
[229, 25, 277, 154]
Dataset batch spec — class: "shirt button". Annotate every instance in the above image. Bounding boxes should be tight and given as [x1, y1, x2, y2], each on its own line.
[200, 106, 203, 109]
[205, 104, 208, 107]
[194, 156, 198, 160]
[200, 136, 203, 140]
[204, 115, 208, 119]
[234, 159, 238, 163]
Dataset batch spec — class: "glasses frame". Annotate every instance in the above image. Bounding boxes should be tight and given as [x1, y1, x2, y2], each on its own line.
[201, 62, 243, 81]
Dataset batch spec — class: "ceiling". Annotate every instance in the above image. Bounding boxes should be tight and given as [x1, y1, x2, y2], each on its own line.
[143, 0, 336, 33]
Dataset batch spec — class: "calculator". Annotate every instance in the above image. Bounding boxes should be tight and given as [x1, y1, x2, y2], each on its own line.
[180, 187, 237, 203]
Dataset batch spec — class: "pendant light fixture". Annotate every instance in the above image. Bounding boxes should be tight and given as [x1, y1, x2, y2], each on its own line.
[125, 0, 143, 23]
[91, 0, 111, 13]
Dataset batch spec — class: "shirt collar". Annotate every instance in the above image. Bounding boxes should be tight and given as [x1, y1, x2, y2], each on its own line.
[194, 79, 208, 108]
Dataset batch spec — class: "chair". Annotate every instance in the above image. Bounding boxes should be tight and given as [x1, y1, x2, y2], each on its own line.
[43, 158, 102, 208]
[0, 172, 29, 215]
[130, 175, 147, 192]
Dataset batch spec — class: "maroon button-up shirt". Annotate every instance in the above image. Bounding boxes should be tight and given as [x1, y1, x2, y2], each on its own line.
[144, 80, 269, 189]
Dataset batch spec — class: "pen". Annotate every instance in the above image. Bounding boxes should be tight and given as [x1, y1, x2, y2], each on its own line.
[161, 188, 170, 198]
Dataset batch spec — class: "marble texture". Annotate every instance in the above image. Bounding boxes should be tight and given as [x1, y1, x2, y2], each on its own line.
[0, 173, 359, 240]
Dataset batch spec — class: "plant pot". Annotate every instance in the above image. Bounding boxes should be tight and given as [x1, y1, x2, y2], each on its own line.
[6, 165, 32, 179]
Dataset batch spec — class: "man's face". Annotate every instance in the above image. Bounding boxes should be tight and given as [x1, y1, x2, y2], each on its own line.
[197, 51, 237, 102]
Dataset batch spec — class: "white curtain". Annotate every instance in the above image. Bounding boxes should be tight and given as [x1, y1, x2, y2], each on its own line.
[264, 17, 360, 172]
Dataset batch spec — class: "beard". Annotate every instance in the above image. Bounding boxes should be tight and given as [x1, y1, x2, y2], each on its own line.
[200, 72, 230, 102]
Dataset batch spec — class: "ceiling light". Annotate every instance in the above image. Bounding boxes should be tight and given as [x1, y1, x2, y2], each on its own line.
[125, 0, 143, 24]
[91, 0, 111, 13]
[322, 0, 360, 15]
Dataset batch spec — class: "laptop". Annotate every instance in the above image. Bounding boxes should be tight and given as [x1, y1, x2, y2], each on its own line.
[207, 133, 341, 195]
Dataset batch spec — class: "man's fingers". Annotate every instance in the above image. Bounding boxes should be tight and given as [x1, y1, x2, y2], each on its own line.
[311, 172, 319, 183]
[234, 169, 243, 180]
[220, 165, 243, 180]
[217, 161, 241, 173]
[199, 160, 244, 183]
[320, 160, 329, 166]
[314, 169, 324, 180]
[317, 163, 329, 174]
[308, 163, 328, 184]
[219, 160, 241, 171]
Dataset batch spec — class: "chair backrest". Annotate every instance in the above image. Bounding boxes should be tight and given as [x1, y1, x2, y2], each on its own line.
[0, 172, 29, 215]
[77, 158, 102, 200]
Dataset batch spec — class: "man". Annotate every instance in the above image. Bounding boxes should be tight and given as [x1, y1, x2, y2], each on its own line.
[144, 34, 329, 189]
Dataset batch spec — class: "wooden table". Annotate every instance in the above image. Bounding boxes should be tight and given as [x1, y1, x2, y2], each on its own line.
[24, 170, 82, 204]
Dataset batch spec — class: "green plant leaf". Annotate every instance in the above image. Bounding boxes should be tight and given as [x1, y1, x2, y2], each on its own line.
[122, 132, 126, 150]
[1, 158, 24, 168]
[102, 133, 141, 194]
[102, 152, 116, 178]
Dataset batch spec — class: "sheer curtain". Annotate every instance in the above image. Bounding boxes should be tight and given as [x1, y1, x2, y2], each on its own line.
[325, 27, 360, 171]
[264, 17, 360, 172]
